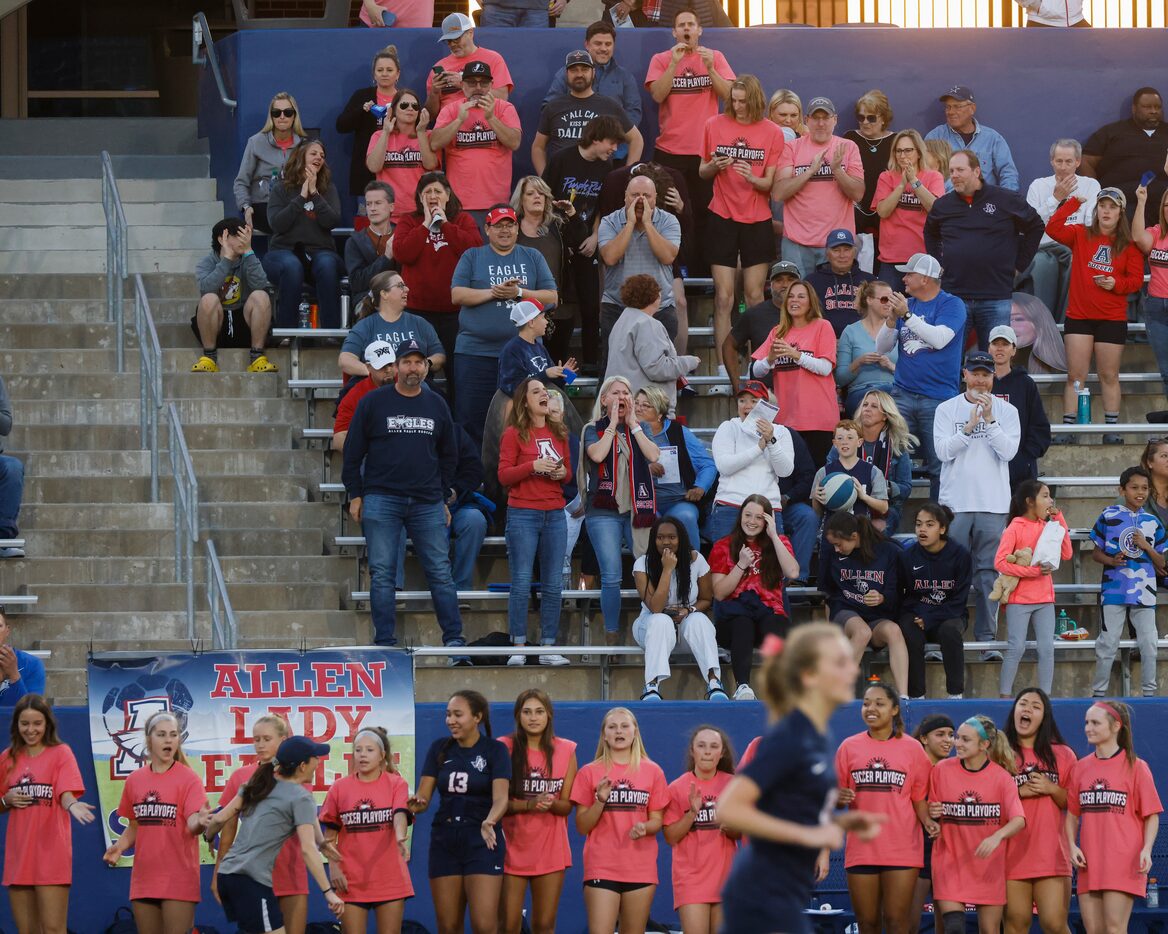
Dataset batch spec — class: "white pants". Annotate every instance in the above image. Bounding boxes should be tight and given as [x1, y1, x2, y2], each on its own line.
[633, 610, 720, 685]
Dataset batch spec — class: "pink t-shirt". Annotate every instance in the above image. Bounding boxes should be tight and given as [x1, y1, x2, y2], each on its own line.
[569, 759, 669, 884]
[358, 0, 434, 27]
[777, 134, 863, 247]
[738, 737, 761, 769]
[222, 763, 308, 896]
[929, 757, 1024, 906]
[426, 49, 515, 106]
[318, 771, 413, 902]
[498, 735, 576, 876]
[644, 50, 735, 157]
[663, 770, 736, 908]
[835, 732, 930, 869]
[872, 169, 945, 262]
[434, 99, 521, 210]
[0, 744, 85, 886]
[366, 129, 434, 224]
[1004, 744, 1076, 880]
[702, 114, 784, 224]
[751, 318, 837, 432]
[118, 762, 207, 902]
[1069, 751, 1163, 897]
[1146, 226, 1168, 298]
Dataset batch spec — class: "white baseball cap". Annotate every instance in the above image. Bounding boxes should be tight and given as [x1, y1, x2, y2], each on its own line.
[894, 253, 943, 279]
[364, 340, 396, 369]
[509, 299, 545, 328]
[988, 325, 1017, 345]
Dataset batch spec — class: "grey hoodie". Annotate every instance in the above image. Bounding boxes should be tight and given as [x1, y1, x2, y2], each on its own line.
[233, 130, 305, 211]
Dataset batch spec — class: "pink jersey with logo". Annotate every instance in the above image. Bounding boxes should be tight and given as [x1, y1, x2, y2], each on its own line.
[426, 49, 514, 105]
[702, 114, 784, 224]
[118, 762, 208, 901]
[1004, 743, 1076, 880]
[499, 735, 576, 876]
[644, 50, 735, 157]
[663, 770, 736, 908]
[1146, 226, 1168, 298]
[750, 318, 838, 432]
[319, 771, 413, 902]
[366, 129, 435, 223]
[872, 169, 946, 262]
[835, 731, 930, 868]
[434, 99, 521, 210]
[777, 135, 863, 247]
[0, 744, 85, 886]
[569, 758, 669, 884]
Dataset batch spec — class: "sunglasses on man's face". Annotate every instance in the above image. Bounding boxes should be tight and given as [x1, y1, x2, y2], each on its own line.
[271, 107, 296, 118]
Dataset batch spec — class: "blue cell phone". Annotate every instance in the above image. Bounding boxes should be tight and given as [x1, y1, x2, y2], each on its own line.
[1141, 170, 1156, 187]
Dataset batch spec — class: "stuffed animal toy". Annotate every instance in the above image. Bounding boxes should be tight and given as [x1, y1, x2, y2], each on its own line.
[989, 547, 1033, 603]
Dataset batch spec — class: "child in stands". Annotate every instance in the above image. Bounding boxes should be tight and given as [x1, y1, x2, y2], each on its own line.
[812, 420, 889, 522]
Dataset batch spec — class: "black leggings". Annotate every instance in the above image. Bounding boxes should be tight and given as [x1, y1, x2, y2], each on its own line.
[900, 612, 965, 697]
[716, 592, 790, 688]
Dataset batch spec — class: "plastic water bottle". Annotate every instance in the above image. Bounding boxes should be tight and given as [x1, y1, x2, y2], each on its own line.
[1076, 380, 1091, 424]
[298, 302, 311, 329]
[737, 299, 746, 316]
[1148, 877, 1160, 908]
[1056, 609, 1073, 637]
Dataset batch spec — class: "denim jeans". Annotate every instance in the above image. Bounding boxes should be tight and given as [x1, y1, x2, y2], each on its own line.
[585, 512, 636, 633]
[876, 263, 907, 291]
[704, 501, 786, 546]
[506, 508, 567, 644]
[781, 237, 826, 277]
[0, 455, 24, 538]
[393, 504, 487, 592]
[890, 386, 943, 501]
[1144, 296, 1168, 397]
[655, 492, 701, 552]
[261, 248, 343, 328]
[453, 353, 499, 453]
[1023, 243, 1072, 322]
[361, 493, 463, 646]
[480, 4, 546, 26]
[962, 297, 1012, 351]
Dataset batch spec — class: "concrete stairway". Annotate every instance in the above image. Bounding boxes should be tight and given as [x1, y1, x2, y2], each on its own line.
[0, 118, 221, 275]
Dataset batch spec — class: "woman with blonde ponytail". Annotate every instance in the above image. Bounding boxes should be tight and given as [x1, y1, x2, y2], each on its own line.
[926, 714, 1025, 934]
[717, 624, 885, 934]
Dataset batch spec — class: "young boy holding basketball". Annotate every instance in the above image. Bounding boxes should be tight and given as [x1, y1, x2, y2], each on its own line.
[813, 420, 889, 522]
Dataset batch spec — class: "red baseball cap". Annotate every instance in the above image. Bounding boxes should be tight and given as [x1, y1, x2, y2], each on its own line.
[737, 380, 770, 401]
[485, 206, 518, 226]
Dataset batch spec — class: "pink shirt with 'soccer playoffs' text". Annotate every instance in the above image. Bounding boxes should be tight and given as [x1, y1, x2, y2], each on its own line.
[434, 99, 521, 211]
[1146, 226, 1168, 298]
[366, 129, 434, 224]
[644, 50, 735, 157]
[702, 114, 785, 224]
[118, 762, 208, 902]
[221, 762, 308, 896]
[1005, 744, 1077, 880]
[663, 770, 736, 908]
[777, 135, 863, 247]
[318, 771, 413, 903]
[569, 759, 670, 884]
[0, 744, 85, 886]
[872, 168, 946, 262]
[499, 735, 576, 876]
[751, 318, 838, 432]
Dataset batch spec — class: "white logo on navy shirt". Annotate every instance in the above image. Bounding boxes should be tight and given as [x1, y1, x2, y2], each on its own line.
[471, 755, 487, 772]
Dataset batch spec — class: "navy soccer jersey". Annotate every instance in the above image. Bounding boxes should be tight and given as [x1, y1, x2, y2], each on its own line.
[721, 708, 836, 934]
[421, 734, 511, 823]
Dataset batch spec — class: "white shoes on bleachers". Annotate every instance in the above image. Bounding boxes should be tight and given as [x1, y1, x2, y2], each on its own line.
[733, 683, 756, 700]
[507, 652, 570, 666]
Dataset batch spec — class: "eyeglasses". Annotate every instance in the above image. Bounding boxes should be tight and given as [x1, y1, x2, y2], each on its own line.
[857, 114, 880, 123]
[894, 147, 917, 154]
[943, 102, 972, 111]
[386, 281, 407, 291]
[398, 101, 421, 110]
[271, 107, 296, 118]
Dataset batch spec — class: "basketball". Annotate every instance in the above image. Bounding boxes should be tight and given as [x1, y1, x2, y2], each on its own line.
[821, 473, 858, 512]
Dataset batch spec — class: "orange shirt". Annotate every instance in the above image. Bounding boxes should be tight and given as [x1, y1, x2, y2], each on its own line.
[319, 771, 413, 902]
[0, 744, 85, 886]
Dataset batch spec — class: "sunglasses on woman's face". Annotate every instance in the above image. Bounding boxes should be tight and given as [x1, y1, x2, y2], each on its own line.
[398, 101, 421, 110]
[876, 296, 892, 304]
[271, 107, 296, 118]
[857, 114, 880, 123]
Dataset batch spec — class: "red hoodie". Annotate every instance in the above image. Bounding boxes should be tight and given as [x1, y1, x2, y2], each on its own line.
[393, 211, 482, 314]
[1046, 197, 1144, 322]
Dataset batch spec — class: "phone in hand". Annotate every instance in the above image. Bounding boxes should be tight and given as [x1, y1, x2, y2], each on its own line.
[1142, 170, 1157, 187]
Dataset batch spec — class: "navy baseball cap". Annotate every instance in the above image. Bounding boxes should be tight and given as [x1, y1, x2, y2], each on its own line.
[565, 50, 594, 68]
[275, 736, 330, 768]
[826, 228, 855, 248]
[395, 338, 426, 360]
[963, 350, 994, 373]
[940, 85, 975, 102]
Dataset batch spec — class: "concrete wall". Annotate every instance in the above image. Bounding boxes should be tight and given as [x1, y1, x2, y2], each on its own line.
[3, 698, 1167, 932]
[199, 25, 1162, 218]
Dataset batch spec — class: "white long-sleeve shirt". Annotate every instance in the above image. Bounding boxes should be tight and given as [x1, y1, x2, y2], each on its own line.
[711, 417, 795, 509]
[1026, 173, 1098, 246]
[933, 392, 1021, 514]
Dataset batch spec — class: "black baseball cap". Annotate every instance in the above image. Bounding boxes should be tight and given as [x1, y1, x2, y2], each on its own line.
[463, 60, 493, 81]
[395, 338, 426, 360]
[963, 350, 994, 373]
[275, 736, 330, 768]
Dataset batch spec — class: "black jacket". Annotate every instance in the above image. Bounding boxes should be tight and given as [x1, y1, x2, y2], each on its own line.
[779, 428, 816, 508]
[336, 86, 382, 196]
[993, 366, 1050, 489]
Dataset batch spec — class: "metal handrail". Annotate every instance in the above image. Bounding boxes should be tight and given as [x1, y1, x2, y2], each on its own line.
[192, 12, 237, 111]
[134, 274, 164, 501]
[205, 539, 238, 649]
[167, 402, 200, 635]
[100, 151, 128, 373]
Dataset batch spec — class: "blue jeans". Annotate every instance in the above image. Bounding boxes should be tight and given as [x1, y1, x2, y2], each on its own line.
[506, 508, 567, 644]
[585, 513, 635, 633]
[655, 492, 701, 552]
[0, 455, 23, 538]
[962, 297, 1011, 351]
[1145, 296, 1168, 397]
[261, 248, 342, 329]
[890, 386, 943, 502]
[393, 504, 487, 592]
[781, 237, 826, 278]
[781, 502, 818, 584]
[877, 263, 907, 291]
[480, 4, 546, 25]
[453, 353, 498, 453]
[361, 493, 463, 647]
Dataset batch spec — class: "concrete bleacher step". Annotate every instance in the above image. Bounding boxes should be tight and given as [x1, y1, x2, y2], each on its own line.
[0, 118, 210, 157]
[12, 422, 293, 453]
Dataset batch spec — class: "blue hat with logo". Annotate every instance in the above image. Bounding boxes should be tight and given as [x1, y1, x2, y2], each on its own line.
[275, 736, 330, 768]
[395, 338, 426, 360]
[826, 228, 855, 248]
[963, 350, 994, 373]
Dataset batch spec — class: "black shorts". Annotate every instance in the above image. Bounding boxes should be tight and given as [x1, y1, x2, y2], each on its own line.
[428, 819, 505, 878]
[920, 832, 934, 880]
[348, 900, 393, 911]
[218, 872, 283, 933]
[706, 214, 776, 269]
[1063, 316, 1127, 344]
[847, 865, 918, 875]
[584, 879, 653, 893]
[190, 307, 264, 350]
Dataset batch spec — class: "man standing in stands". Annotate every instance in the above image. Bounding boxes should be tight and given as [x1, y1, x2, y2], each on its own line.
[645, 8, 734, 272]
[345, 181, 397, 299]
[925, 85, 1019, 190]
[772, 97, 865, 276]
[806, 228, 876, 338]
[425, 13, 514, 117]
[192, 218, 276, 374]
[0, 374, 23, 560]
[532, 50, 642, 174]
[721, 260, 801, 395]
[0, 609, 42, 704]
[430, 61, 522, 230]
[925, 150, 1044, 350]
[542, 21, 641, 162]
[988, 324, 1050, 490]
[342, 338, 468, 660]
[1082, 86, 1168, 214]
[332, 340, 397, 452]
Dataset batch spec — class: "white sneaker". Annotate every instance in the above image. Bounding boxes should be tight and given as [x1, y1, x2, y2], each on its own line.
[948, 693, 964, 699]
[539, 653, 570, 666]
[733, 683, 756, 700]
[507, 654, 526, 666]
[924, 650, 943, 663]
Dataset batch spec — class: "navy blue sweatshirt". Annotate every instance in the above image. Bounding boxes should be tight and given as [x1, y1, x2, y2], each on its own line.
[342, 385, 457, 502]
[496, 335, 565, 396]
[898, 540, 972, 628]
[993, 366, 1050, 489]
[823, 539, 901, 622]
[806, 259, 876, 338]
[924, 184, 1044, 300]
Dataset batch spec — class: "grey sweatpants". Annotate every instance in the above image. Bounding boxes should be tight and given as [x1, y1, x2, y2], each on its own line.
[1094, 604, 1159, 696]
[1000, 603, 1055, 696]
